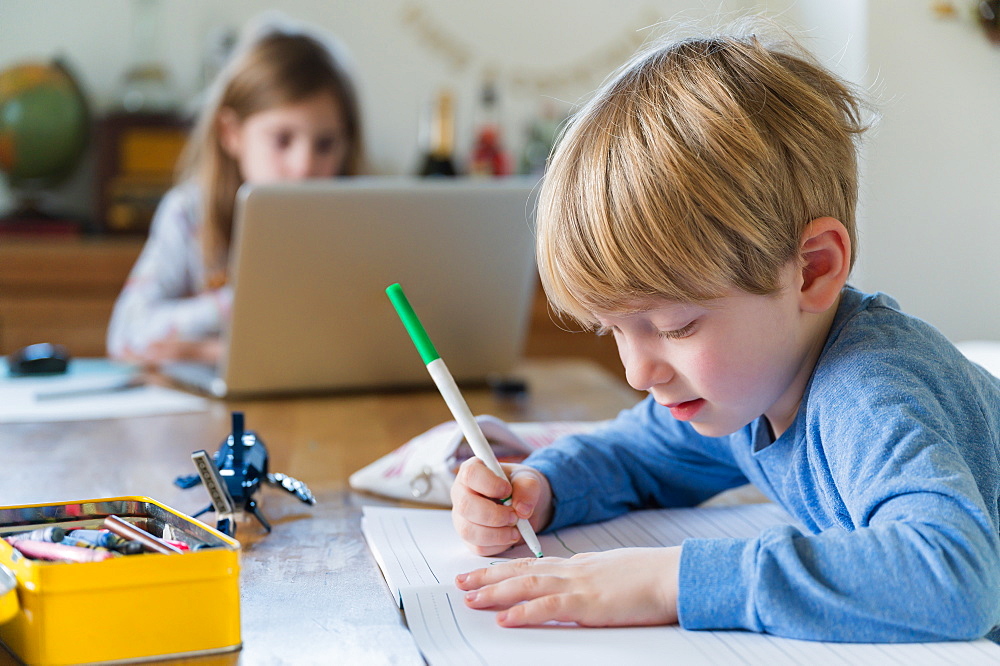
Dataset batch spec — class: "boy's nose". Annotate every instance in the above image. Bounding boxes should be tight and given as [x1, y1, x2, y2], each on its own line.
[621, 341, 674, 392]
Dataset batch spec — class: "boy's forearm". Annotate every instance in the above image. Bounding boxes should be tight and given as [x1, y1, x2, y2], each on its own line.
[677, 515, 1000, 642]
[526, 397, 748, 531]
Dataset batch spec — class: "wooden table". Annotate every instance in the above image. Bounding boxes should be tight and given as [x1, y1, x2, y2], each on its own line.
[0, 359, 641, 665]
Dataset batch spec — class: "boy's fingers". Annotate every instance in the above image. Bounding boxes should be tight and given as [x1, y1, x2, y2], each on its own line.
[451, 490, 518, 529]
[462, 572, 557, 604]
[459, 569, 587, 627]
[496, 594, 575, 627]
[508, 470, 540, 518]
[455, 458, 512, 501]
[450, 515, 520, 555]
[456, 557, 565, 590]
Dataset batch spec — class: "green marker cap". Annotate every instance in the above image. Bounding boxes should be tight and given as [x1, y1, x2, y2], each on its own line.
[386, 283, 440, 365]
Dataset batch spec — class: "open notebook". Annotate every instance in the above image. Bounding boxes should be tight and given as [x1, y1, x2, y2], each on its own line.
[362, 504, 1000, 665]
[162, 178, 538, 397]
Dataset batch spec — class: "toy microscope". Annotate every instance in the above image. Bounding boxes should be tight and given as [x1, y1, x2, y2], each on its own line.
[175, 411, 315, 536]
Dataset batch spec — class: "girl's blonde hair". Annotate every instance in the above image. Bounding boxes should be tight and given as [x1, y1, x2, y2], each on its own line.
[179, 27, 363, 288]
[537, 28, 868, 327]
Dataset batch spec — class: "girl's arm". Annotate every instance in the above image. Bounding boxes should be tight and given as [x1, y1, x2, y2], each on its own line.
[106, 186, 231, 362]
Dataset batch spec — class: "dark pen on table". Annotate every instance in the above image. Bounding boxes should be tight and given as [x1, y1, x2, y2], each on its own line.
[34, 377, 144, 401]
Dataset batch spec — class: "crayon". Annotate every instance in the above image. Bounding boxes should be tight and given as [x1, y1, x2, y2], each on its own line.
[102, 516, 184, 555]
[64, 530, 143, 555]
[7, 538, 115, 563]
[6, 526, 66, 543]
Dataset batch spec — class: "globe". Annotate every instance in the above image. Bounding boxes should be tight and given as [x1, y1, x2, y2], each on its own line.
[0, 60, 89, 190]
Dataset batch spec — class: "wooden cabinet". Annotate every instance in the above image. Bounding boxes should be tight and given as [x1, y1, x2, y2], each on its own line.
[523, 282, 626, 382]
[0, 239, 626, 382]
[93, 113, 189, 234]
[0, 238, 143, 356]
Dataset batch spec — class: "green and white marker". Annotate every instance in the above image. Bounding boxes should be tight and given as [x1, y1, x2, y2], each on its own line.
[386, 282, 543, 558]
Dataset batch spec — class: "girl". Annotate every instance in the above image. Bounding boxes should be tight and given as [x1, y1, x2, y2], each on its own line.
[107, 17, 363, 365]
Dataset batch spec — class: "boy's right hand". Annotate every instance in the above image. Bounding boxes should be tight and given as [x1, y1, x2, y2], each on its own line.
[451, 458, 552, 557]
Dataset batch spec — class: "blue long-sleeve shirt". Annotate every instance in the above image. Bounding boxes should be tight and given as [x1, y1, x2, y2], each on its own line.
[526, 286, 1000, 642]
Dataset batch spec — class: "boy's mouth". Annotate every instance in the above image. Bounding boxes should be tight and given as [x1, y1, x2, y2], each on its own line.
[663, 398, 705, 421]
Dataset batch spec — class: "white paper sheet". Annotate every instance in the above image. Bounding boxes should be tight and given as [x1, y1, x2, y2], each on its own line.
[362, 504, 1000, 666]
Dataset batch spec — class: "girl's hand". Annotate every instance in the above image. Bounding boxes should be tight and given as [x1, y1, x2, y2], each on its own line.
[451, 458, 553, 557]
[141, 336, 223, 366]
[455, 547, 681, 628]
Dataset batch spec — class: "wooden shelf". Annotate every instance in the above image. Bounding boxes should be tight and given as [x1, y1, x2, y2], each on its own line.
[0, 238, 627, 383]
[523, 282, 626, 382]
[0, 237, 143, 356]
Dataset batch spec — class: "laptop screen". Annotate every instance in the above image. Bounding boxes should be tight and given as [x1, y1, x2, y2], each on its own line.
[214, 177, 539, 397]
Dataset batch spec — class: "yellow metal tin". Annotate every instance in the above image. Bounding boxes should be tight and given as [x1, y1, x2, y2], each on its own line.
[0, 497, 241, 666]
[0, 565, 15, 624]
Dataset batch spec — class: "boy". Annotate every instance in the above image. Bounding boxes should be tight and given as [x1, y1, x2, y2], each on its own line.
[450, 29, 1000, 642]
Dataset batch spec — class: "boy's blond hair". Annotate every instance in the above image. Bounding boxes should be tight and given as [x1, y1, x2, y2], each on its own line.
[537, 28, 868, 327]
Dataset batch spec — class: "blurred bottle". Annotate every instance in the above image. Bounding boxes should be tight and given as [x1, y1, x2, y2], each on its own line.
[520, 102, 563, 176]
[418, 89, 458, 176]
[469, 79, 510, 177]
[117, 0, 176, 113]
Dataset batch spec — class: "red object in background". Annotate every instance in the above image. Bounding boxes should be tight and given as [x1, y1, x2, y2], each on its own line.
[468, 79, 511, 177]
[470, 125, 510, 177]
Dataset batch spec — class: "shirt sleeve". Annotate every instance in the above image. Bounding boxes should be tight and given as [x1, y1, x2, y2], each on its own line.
[679, 493, 1000, 641]
[106, 187, 231, 358]
[526, 395, 749, 531]
[677, 349, 1000, 642]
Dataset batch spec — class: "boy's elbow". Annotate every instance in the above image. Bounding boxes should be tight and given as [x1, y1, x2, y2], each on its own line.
[940, 580, 1000, 640]
[886, 523, 1000, 641]
[926, 545, 1000, 641]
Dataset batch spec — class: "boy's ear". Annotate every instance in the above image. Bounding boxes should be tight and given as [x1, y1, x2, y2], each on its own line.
[216, 107, 242, 158]
[797, 217, 851, 314]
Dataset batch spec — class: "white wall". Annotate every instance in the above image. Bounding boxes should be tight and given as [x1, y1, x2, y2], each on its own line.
[751, 0, 868, 83]
[3, 0, 999, 341]
[0, 0, 748, 216]
[757, 1, 1000, 341]
[749, 0, 871, 286]
[860, 1, 1000, 342]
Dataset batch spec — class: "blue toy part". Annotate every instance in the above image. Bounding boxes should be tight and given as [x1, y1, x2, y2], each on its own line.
[174, 411, 315, 536]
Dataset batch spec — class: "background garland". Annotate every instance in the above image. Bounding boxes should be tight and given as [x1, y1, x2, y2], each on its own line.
[399, 2, 662, 96]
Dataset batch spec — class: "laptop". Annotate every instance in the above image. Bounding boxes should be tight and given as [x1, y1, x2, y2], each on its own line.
[162, 177, 539, 398]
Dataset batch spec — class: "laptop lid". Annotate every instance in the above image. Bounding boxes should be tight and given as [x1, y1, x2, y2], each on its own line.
[214, 177, 538, 397]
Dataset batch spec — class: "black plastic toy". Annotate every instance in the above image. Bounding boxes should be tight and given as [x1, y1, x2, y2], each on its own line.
[175, 411, 315, 536]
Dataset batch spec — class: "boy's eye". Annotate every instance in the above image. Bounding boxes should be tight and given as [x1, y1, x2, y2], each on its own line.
[658, 321, 696, 340]
[274, 132, 293, 149]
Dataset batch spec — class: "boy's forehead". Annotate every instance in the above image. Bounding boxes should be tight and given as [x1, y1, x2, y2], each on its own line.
[591, 296, 699, 318]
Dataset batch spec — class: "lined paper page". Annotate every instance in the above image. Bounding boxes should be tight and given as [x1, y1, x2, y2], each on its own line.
[400, 586, 1000, 666]
[362, 503, 796, 599]
[362, 504, 1000, 665]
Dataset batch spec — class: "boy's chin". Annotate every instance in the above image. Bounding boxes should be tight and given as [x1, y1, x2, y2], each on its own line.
[687, 419, 745, 439]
